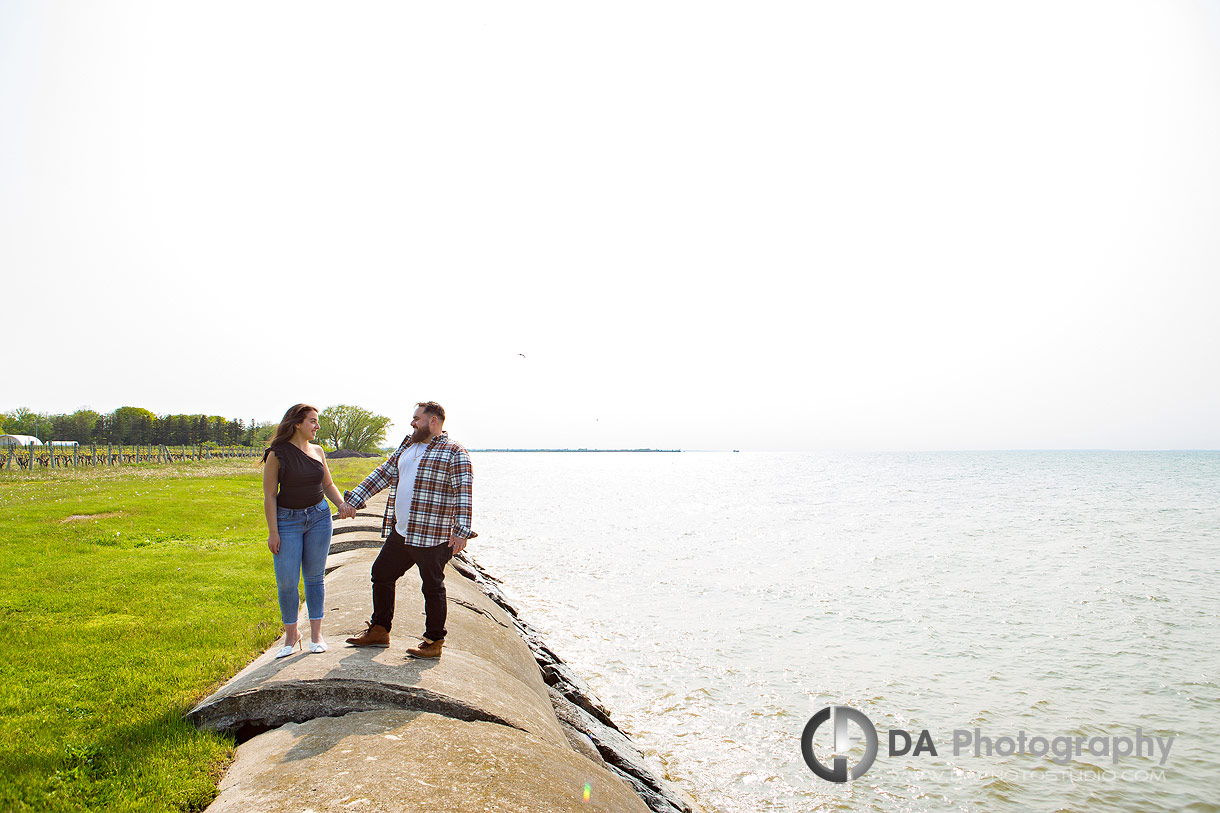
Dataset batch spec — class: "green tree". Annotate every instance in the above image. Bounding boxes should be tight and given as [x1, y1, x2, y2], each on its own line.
[103, 413, 120, 443]
[250, 421, 276, 447]
[171, 416, 190, 445]
[112, 407, 157, 445]
[53, 410, 101, 443]
[318, 405, 392, 452]
[3, 407, 38, 438]
[153, 416, 171, 445]
[209, 416, 226, 445]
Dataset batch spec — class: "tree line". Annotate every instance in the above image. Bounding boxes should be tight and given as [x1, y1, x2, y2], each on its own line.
[0, 404, 392, 452]
[0, 406, 266, 447]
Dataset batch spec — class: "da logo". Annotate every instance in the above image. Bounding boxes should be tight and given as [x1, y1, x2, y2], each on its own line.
[801, 706, 879, 782]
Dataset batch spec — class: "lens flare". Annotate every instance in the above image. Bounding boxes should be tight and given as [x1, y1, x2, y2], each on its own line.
[583, 782, 592, 802]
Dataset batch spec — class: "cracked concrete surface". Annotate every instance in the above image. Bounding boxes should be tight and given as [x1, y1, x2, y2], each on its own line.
[190, 493, 695, 813]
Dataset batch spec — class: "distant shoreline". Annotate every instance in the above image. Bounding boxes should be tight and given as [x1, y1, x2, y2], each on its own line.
[469, 448, 682, 453]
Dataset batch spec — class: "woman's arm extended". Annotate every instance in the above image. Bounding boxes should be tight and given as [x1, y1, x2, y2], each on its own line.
[263, 452, 281, 553]
[319, 447, 345, 511]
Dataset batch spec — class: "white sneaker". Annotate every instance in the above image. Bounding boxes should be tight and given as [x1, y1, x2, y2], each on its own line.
[310, 640, 329, 653]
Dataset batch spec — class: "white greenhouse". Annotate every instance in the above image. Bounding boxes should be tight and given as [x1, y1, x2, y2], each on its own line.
[0, 434, 43, 446]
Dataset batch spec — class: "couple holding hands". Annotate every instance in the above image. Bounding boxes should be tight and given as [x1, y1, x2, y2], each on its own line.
[260, 401, 475, 659]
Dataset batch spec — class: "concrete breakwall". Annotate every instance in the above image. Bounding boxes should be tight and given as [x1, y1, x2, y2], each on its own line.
[189, 495, 701, 813]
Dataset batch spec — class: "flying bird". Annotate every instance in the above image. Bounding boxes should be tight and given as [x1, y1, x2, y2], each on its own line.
[518, 353, 527, 359]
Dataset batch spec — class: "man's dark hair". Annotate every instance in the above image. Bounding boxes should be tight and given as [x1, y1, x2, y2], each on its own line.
[417, 401, 445, 423]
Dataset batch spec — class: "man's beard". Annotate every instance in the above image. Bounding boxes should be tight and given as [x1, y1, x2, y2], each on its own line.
[410, 427, 433, 444]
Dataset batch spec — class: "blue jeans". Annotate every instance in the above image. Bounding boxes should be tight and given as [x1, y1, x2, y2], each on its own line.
[273, 499, 332, 624]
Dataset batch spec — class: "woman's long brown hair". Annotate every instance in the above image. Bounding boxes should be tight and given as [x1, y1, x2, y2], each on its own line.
[261, 403, 319, 463]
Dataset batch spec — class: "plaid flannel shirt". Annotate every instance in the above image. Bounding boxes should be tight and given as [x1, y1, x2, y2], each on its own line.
[343, 431, 477, 547]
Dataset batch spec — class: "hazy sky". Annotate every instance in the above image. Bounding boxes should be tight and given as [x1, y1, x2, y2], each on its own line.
[3, 1, 1218, 450]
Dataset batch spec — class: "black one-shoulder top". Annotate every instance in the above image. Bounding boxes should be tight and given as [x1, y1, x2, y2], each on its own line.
[273, 442, 324, 509]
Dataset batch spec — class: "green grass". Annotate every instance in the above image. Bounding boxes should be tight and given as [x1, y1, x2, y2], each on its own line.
[0, 457, 381, 811]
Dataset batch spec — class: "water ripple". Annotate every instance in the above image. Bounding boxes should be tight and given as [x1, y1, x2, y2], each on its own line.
[477, 451, 1220, 812]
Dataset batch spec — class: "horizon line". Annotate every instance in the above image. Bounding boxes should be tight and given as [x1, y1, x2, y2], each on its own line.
[464, 447, 1220, 454]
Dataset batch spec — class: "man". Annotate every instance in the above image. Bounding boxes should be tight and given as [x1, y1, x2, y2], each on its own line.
[339, 401, 476, 658]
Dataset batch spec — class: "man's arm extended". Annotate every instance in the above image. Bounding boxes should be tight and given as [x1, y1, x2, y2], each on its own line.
[344, 458, 395, 511]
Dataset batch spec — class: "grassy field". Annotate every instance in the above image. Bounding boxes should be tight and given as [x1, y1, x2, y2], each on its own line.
[0, 456, 381, 812]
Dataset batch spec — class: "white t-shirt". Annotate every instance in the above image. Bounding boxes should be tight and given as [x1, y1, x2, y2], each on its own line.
[394, 442, 429, 537]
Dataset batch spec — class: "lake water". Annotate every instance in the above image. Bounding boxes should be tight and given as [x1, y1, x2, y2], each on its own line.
[471, 451, 1219, 812]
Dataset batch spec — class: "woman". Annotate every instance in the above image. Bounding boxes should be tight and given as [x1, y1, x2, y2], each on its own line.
[262, 403, 343, 657]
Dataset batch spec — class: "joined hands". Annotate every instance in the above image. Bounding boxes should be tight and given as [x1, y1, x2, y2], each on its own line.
[337, 502, 357, 520]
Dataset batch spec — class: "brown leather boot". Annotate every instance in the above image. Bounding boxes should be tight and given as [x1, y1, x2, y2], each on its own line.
[345, 622, 390, 647]
[406, 638, 444, 658]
